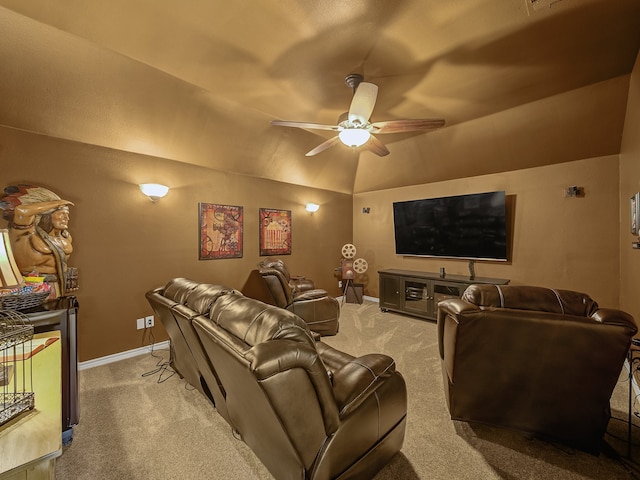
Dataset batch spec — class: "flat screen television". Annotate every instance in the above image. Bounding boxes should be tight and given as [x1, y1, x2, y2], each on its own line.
[393, 191, 508, 261]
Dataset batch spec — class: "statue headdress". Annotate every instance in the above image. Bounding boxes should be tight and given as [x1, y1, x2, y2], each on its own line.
[0, 184, 62, 221]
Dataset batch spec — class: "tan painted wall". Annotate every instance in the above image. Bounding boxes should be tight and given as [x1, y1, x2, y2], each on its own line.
[353, 155, 620, 308]
[0, 126, 352, 361]
[620, 49, 640, 322]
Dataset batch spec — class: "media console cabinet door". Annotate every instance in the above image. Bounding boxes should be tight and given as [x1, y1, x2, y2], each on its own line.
[379, 274, 401, 310]
[402, 278, 431, 317]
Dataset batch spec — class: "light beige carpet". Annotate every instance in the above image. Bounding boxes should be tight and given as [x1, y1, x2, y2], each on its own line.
[55, 301, 640, 479]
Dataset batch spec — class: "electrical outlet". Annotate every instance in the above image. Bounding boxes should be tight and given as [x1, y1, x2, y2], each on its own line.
[145, 315, 155, 328]
[338, 280, 343, 288]
[136, 318, 145, 330]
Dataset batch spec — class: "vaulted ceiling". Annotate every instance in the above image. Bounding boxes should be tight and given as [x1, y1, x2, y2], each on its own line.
[0, 0, 639, 193]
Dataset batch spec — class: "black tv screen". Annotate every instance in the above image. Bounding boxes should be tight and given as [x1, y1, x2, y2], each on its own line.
[393, 191, 508, 261]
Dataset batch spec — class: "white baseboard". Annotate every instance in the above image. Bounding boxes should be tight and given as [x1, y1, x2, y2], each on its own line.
[78, 340, 170, 371]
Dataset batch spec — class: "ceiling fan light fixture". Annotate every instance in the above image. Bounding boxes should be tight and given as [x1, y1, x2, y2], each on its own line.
[271, 74, 445, 156]
[339, 129, 370, 147]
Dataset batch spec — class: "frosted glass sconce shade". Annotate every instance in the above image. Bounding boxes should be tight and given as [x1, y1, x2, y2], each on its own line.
[139, 183, 169, 202]
[305, 203, 320, 213]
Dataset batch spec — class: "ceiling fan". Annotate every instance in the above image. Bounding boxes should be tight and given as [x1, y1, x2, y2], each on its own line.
[271, 73, 445, 157]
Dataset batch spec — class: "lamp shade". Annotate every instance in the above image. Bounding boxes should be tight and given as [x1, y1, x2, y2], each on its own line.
[139, 183, 169, 202]
[339, 129, 370, 147]
[0, 229, 24, 288]
[305, 203, 320, 213]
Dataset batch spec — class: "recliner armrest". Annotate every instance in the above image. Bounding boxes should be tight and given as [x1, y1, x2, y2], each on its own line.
[246, 339, 341, 433]
[437, 298, 480, 360]
[437, 298, 479, 318]
[332, 354, 397, 416]
[591, 308, 638, 333]
[293, 289, 330, 301]
[288, 295, 340, 336]
[291, 276, 315, 293]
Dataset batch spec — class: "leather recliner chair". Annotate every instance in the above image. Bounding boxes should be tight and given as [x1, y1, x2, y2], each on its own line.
[242, 267, 340, 336]
[193, 291, 407, 480]
[258, 257, 315, 293]
[437, 284, 637, 453]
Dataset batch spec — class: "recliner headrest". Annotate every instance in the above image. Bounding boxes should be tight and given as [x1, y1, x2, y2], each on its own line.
[186, 284, 241, 315]
[258, 257, 290, 280]
[163, 278, 199, 304]
[209, 293, 314, 347]
[462, 284, 599, 317]
[258, 268, 294, 306]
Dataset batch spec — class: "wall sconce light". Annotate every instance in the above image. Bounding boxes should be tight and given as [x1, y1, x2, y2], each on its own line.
[139, 183, 169, 203]
[0, 229, 24, 288]
[305, 203, 320, 213]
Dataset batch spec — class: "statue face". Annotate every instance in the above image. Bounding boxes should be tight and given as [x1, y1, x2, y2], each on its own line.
[51, 207, 70, 230]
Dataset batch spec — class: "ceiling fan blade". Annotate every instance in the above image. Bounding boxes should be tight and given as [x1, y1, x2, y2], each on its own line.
[363, 134, 390, 157]
[305, 136, 341, 156]
[348, 82, 378, 125]
[271, 120, 339, 131]
[371, 118, 446, 134]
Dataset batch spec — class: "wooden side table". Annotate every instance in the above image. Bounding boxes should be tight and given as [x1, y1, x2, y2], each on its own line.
[0, 331, 62, 480]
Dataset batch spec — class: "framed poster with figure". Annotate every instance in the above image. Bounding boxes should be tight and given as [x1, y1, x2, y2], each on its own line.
[199, 203, 243, 259]
[632, 193, 640, 235]
[259, 208, 291, 256]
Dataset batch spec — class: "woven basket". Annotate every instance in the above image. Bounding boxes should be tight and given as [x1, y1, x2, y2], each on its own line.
[0, 291, 50, 311]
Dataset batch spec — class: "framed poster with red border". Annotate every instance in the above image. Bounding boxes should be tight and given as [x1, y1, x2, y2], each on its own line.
[259, 208, 291, 256]
[199, 203, 243, 259]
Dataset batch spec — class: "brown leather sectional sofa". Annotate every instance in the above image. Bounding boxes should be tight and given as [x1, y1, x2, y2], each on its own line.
[437, 284, 638, 453]
[147, 277, 407, 480]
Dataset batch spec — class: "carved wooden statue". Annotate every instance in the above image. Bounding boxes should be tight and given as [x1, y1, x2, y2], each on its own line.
[0, 185, 76, 298]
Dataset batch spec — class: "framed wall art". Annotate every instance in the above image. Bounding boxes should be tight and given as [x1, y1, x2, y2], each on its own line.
[199, 203, 243, 259]
[259, 208, 292, 256]
[632, 193, 640, 235]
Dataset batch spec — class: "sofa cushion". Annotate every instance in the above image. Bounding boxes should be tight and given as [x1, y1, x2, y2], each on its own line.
[462, 284, 599, 317]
